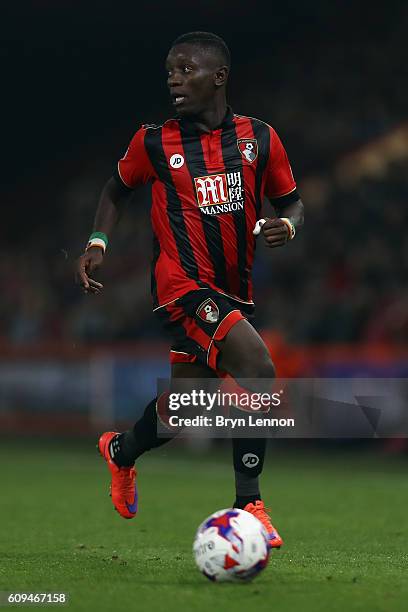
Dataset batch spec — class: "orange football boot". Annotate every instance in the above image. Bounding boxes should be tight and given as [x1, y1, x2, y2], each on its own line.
[98, 431, 138, 519]
[244, 500, 283, 548]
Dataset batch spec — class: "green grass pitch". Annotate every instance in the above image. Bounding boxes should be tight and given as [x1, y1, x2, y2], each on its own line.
[1, 439, 407, 611]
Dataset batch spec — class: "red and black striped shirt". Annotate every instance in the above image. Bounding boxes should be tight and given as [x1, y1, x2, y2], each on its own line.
[116, 107, 298, 310]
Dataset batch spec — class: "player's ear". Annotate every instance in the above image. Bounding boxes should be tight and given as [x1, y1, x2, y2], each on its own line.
[215, 66, 229, 87]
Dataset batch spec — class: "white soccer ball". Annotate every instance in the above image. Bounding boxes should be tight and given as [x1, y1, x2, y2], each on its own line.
[193, 508, 270, 582]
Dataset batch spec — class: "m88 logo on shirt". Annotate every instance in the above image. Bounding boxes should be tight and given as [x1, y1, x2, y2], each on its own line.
[194, 172, 244, 215]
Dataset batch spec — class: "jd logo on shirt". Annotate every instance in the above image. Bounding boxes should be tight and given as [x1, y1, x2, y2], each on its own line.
[170, 153, 184, 169]
[242, 453, 259, 467]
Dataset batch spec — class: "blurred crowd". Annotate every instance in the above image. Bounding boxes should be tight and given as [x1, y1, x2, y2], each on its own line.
[2, 8, 407, 347]
[255, 157, 408, 344]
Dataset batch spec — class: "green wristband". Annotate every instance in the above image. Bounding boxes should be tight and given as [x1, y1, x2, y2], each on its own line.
[88, 232, 108, 247]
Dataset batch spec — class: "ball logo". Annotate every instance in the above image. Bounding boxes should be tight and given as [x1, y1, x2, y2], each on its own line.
[170, 153, 184, 169]
[196, 298, 219, 323]
[242, 453, 259, 467]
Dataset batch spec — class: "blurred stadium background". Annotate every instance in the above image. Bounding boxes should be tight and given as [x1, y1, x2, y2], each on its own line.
[1, 1, 407, 438]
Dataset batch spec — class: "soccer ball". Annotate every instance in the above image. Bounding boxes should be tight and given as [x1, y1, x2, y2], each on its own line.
[193, 508, 270, 582]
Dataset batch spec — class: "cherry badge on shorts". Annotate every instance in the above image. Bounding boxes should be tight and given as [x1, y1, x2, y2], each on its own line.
[196, 298, 220, 324]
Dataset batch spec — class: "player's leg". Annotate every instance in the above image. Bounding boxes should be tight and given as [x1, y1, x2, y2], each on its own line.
[112, 360, 214, 463]
[98, 360, 214, 519]
[97, 295, 210, 518]
[102, 318, 271, 471]
[216, 318, 275, 379]
[215, 319, 283, 547]
[163, 343, 279, 548]
[216, 318, 274, 509]
[159, 292, 280, 545]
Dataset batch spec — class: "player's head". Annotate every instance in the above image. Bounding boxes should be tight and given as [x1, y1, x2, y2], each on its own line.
[166, 31, 230, 117]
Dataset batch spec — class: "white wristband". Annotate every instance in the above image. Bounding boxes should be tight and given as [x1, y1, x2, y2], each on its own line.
[253, 217, 296, 240]
[280, 217, 296, 240]
[253, 218, 267, 236]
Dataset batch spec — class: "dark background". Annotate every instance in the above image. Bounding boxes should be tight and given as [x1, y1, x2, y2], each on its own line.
[3, 1, 406, 188]
[1, 1, 407, 433]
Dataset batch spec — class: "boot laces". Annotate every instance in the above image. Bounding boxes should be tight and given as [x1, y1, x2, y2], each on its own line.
[251, 502, 273, 532]
[115, 466, 135, 497]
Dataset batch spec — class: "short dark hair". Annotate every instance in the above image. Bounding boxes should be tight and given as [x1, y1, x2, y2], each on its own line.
[171, 31, 231, 68]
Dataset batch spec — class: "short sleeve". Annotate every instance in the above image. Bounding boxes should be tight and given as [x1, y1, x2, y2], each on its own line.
[117, 127, 155, 189]
[264, 126, 296, 200]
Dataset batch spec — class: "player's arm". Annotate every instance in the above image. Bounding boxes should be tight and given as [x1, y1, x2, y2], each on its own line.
[75, 178, 133, 293]
[75, 126, 154, 293]
[256, 126, 304, 248]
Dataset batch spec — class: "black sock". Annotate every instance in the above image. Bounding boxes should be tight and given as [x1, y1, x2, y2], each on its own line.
[232, 438, 266, 508]
[234, 494, 262, 509]
[234, 470, 260, 498]
[109, 434, 134, 467]
[112, 396, 174, 467]
[232, 438, 266, 477]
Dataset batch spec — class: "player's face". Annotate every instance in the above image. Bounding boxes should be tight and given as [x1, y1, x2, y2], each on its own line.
[166, 44, 223, 116]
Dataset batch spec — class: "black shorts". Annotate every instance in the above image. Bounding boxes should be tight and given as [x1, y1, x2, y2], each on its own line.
[155, 288, 255, 375]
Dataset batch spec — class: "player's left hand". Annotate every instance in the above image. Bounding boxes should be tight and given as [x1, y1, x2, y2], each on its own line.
[253, 217, 290, 248]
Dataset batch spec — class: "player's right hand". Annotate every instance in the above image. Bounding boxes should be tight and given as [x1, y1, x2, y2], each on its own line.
[75, 247, 104, 294]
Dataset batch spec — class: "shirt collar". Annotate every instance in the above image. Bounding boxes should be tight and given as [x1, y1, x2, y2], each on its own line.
[179, 105, 234, 135]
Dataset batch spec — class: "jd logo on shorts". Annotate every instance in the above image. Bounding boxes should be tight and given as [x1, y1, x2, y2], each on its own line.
[170, 153, 184, 169]
[242, 453, 259, 467]
[196, 298, 219, 323]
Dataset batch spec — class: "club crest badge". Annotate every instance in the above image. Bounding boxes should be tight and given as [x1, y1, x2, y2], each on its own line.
[237, 139, 258, 163]
[196, 298, 219, 323]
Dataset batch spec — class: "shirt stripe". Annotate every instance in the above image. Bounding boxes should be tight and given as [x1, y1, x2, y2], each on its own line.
[180, 125, 228, 291]
[221, 120, 249, 301]
[144, 127, 200, 281]
[250, 119, 270, 219]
